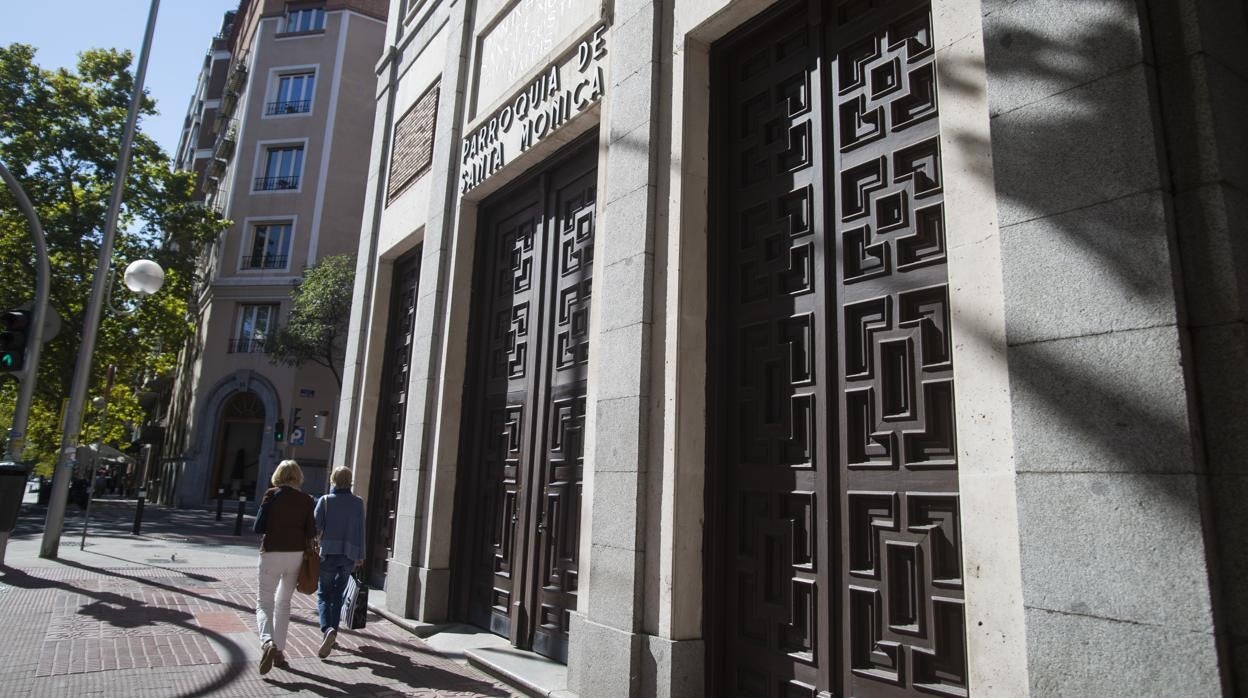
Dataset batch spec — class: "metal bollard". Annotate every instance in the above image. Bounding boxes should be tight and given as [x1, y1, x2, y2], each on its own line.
[233, 496, 246, 536]
[132, 489, 146, 535]
[215, 487, 224, 521]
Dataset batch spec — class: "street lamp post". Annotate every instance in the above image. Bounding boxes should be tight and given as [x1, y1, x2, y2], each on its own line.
[39, 0, 163, 559]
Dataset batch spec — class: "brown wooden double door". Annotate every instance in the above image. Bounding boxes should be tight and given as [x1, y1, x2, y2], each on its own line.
[367, 248, 422, 588]
[454, 138, 595, 663]
[708, 1, 967, 696]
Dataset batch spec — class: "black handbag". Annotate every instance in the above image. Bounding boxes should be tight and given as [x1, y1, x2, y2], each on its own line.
[342, 571, 368, 630]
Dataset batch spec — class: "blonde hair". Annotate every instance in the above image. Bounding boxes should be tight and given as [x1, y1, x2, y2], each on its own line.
[271, 460, 304, 488]
[330, 466, 353, 489]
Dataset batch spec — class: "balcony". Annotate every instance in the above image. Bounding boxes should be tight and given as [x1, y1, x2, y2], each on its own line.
[225, 60, 248, 97]
[254, 175, 300, 191]
[265, 99, 311, 115]
[206, 156, 227, 181]
[228, 337, 266, 354]
[241, 254, 288, 270]
[213, 126, 237, 161]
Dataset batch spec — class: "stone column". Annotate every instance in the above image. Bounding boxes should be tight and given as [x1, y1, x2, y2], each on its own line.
[984, 0, 1236, 693]
[567, 0, 663, 695]
[383, 0, 472, 621]
[332, 37, 399, 476]
[1149, 0, 1248, 690]
[930, 0, 1031, 693]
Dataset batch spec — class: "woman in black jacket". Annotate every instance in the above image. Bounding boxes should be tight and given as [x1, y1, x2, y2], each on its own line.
[252, 459, 316, 675]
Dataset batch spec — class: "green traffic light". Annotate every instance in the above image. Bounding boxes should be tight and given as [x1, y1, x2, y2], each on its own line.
[0, 309, 30, 373]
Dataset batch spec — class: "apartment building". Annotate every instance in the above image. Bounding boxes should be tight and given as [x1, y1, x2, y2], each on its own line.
[333, 0, 1246, 695]
[158, 0, 387, 507]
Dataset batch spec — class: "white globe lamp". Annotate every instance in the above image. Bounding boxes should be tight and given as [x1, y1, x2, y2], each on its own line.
[123, 259, 165, 297]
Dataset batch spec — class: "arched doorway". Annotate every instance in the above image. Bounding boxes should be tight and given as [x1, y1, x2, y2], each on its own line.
[211, 391, 266, 499]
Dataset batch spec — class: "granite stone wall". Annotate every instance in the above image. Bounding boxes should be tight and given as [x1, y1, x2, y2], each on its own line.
[985, 0, 1246, 693]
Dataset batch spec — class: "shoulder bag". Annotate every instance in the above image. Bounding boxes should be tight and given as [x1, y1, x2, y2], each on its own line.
[296, 494, 319, 594]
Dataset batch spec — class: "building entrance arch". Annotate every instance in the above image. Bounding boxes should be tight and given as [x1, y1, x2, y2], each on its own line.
[212, 391, 266, 499]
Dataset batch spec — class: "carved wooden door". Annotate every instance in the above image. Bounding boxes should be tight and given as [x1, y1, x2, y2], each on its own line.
[367, 248, 421, 588]
[457, 139, 594, 663]
[709, 1, 968, 695]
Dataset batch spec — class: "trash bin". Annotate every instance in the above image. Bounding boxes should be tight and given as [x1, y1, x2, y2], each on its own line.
[0, 461, 32, 534]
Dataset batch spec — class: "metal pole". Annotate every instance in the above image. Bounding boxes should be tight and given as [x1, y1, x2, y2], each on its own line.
[132, 488, 145, 535]
[0, 162, 51, 462]
[233, 496, 246, 536]
[79, 366, 114, 551]
[41, 0, 161, 559]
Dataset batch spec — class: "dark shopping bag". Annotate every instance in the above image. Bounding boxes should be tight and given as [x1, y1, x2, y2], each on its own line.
[342, 573, 369, 630]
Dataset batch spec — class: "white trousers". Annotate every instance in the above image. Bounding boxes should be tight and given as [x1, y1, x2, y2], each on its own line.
[256, 550, 303, 650]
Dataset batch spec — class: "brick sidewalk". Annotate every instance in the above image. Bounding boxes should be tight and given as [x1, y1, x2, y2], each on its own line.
[0, 503, 519, 697]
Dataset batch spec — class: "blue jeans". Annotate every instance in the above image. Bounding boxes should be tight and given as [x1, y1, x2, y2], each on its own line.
[317, 554, 355, 632]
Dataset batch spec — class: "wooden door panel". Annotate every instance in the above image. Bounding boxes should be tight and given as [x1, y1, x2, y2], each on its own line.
[711, 7, 832, 695]
[367, 249, 421, 587]
[710, 1, 966, 695]
[530, 162, 595, 662]
[465, 193, 544, 640]
[828, 3, 966, 694]
[458, 138, 595, 663]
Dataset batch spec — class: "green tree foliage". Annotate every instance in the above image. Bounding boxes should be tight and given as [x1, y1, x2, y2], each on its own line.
[263, 254, 356, 388]
[0, 44, 228, 474]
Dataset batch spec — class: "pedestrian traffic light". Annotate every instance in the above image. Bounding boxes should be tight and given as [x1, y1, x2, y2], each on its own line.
[0, 310, 31, 373]
[291, 407, 302, 431]
[274, 419, 285, 443]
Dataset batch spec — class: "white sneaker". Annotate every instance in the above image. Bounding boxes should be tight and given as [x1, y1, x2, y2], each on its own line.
[318, 628, 337, 659]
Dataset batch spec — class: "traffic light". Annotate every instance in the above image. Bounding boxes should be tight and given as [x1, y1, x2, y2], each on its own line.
[291, 407, 302, 431]
[274, 419, 285, 443]
[0, 310, 31, 373]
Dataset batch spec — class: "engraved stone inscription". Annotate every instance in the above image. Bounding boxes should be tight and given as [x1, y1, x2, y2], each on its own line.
[460, 25, 607, 194]
[475, 0, 597, 115]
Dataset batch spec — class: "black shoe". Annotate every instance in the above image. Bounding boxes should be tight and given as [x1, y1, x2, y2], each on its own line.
[259, 641, 275, 675]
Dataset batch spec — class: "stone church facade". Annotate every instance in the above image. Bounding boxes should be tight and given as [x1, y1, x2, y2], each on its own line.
[333, 0, 1247, 694]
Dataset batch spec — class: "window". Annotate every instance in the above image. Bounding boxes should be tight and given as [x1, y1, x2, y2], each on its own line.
[243, 222, 292, 270]
[232, 304, 278, 353]
[267, 73, 315, 115]
[285, 7, 325, 33]
[256, 145, 303, 191]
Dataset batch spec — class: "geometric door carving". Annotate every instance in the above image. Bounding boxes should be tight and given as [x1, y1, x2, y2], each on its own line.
[710, 0, 967, 695]
[455, 138, 595, 664]
[367, 248, 422, 587]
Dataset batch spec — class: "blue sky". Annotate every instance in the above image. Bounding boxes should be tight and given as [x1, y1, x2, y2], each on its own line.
[1, 0, 242, 156]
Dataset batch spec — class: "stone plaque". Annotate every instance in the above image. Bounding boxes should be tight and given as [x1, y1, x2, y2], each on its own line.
[460, 24, 606, 194]
[388, 82, 440, 202]
[475, 0, 596, 115]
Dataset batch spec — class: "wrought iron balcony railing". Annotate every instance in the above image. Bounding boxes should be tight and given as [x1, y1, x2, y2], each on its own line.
[254, 175, 300, 191]
[241, 254, 288, 270]
[228, 337, 266, 354]
[265, 99, 311, 115]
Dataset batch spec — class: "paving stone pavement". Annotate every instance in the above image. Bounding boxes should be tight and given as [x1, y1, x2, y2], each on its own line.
[0, 498, 520, 697]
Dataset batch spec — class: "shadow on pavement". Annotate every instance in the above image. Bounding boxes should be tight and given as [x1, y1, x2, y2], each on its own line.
[87, 550, 220, 583]
[325, 644, 513, 697]
[266, 664, 399, 696]
[0, 564, 249, 698]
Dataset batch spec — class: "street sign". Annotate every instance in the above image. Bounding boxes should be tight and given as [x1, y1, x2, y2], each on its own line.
[289, 426, 305, 446]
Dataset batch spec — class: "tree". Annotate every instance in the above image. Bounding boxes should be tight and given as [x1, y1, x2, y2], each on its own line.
[0, 44, 228, 474]
[263, 254, 356, 387]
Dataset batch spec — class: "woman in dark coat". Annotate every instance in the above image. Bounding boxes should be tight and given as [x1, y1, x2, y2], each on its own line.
[252, 459, 316, 675]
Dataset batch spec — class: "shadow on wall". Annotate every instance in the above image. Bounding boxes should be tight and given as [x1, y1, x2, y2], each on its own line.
[939, 2, 1245, 694]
